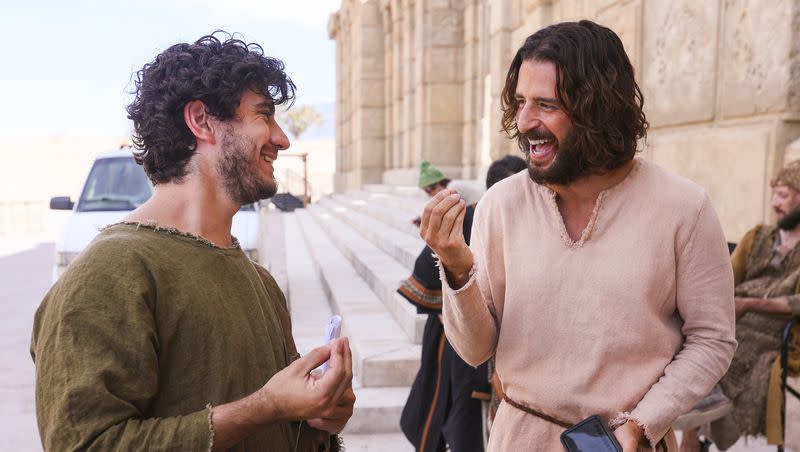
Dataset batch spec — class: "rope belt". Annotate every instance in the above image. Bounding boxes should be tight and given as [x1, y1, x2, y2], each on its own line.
[502, 395, 572, 428]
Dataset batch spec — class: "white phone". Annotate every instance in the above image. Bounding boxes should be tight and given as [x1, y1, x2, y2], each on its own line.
[320, 315, 342, 374]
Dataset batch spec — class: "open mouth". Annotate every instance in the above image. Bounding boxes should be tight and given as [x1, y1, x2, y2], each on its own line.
[528, 137, 555, 157]
[261, 153, 276, 165]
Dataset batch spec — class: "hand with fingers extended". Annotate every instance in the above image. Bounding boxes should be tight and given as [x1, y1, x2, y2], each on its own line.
[257, 337, 355, 432]
[419, 189, 474, 289]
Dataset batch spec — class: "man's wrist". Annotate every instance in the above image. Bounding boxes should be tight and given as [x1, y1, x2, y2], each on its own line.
[441, 256, 473, 289]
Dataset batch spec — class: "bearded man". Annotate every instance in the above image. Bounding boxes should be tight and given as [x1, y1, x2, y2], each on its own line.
[420, 21, 736, 451]
[31, 33, 354, 451]
[680, 160, 800, 451]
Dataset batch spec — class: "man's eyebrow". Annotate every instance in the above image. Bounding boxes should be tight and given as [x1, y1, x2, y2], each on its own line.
[513, 94, 561, 104]
[254, 101, 275, 111]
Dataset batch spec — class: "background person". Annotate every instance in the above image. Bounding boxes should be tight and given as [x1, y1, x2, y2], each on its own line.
[681, 159, 800, 451]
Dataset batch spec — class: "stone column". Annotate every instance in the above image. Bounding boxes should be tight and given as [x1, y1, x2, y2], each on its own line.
[462, 0, 481, 178]
[351, 0, 387, 186]
[487, 0, 517, 160]
[411, 0, 467, 179]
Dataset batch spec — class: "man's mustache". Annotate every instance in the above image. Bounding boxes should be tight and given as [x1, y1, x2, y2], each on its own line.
[778, 206, 800, 230]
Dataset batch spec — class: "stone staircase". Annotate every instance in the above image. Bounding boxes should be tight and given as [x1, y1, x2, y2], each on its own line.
[260, 185, 433, 449]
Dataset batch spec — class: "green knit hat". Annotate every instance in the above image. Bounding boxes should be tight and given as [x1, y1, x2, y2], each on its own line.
[418, 160, 446, 188]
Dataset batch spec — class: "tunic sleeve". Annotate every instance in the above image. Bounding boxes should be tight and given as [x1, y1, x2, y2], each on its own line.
[30, 249, 213, 451]
[440, 200, 500, 367]
[624, 195, 737, 446]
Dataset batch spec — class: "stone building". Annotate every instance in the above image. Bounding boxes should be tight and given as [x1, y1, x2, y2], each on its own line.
[328, 0, 800, 240]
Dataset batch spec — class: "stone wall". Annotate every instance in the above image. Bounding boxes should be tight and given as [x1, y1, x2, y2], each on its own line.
[329, 0, 800, 240]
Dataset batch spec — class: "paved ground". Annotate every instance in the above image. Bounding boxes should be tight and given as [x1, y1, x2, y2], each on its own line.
[0, 240, 796, 451]
[0, 242, 53, 451]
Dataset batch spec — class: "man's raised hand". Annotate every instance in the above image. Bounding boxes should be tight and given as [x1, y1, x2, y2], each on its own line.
[257, 337, 355, 430]
[419, 189, 474, 289]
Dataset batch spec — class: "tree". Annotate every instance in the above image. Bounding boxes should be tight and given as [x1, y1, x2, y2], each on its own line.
[279, 105, 323, 140]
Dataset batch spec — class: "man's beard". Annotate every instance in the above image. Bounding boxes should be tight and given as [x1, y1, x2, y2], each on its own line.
[778, 206, 800, 230]
[217, 126, 278, 205]
[517, 128, 588, 186]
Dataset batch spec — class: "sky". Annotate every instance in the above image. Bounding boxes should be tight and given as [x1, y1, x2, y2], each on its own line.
[0, 0, 340, 137]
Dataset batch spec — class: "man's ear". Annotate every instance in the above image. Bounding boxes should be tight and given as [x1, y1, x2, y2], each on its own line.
[183, 100, 217, 145]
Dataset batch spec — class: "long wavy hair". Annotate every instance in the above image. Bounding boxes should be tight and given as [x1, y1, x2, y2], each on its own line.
[126, 31, 295, 184]
[500, 20, 648, 173]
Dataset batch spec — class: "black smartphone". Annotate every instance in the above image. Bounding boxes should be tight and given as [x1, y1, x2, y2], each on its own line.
[560, 415, 623, 452]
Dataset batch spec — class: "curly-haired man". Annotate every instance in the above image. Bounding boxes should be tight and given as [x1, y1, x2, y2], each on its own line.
[420, 21, 736, 451]
[31, 33, 353, 451]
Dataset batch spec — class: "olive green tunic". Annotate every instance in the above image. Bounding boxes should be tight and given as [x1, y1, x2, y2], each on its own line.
[31, 223, 321, 451]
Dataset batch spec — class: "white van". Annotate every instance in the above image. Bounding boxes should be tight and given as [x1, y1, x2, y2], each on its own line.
[49, 148, 260, 281]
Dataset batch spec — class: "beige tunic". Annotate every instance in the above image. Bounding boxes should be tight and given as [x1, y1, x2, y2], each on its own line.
[441, 159, 737, 450]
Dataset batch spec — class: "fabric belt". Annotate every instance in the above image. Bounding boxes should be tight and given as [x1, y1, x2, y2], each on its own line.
[502, 395, 572, 428]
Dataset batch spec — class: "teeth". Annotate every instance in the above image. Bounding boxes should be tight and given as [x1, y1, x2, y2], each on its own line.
[528, 138, 553, 146]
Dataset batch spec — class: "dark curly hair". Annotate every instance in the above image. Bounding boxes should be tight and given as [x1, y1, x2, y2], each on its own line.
[126, 31, 296, 184]
[500, 20, 648, 173]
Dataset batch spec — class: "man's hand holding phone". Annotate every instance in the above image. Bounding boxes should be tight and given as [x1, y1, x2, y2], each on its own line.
[252, 315, 355, 434]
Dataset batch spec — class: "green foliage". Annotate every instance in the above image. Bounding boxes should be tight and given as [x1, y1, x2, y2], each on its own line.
[278, 105, 323, 140]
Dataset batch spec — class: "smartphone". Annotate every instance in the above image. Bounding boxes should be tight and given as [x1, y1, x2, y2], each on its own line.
[560, 415, 622, 452]
[319, 315, 342, 375]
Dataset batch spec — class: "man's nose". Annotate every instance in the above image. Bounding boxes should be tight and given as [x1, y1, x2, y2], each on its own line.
[516, 105, 541, 133]
[271, 122, 290, 151]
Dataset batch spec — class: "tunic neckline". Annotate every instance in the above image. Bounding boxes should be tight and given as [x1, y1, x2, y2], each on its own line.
[533, 158, 642, 250]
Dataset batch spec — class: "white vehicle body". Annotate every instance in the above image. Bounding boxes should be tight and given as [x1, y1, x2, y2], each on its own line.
[51, 149, 260, 282]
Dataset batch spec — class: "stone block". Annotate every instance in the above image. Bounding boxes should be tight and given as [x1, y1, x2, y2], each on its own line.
[464, 2, 477, 42]
[719, 0, 795, 118]
[425, 47, 463, 83]
[596, 0, 623, 14]
[427, 8, 463, 47]
[358, 0, 383, 26]
[596, 0, 641, 71]
[646, 125, 772, 241]
[553, 0, 592, 22]
[425, 83, 464, 124]
[427, 0, 451, 9]
[423, 124, 462, 164]
[359, 53, 386, 81]
[489, 31, 514, 94]
[358, 79, 387, 108]
[358, 107, 386, 138]
[641, 0, 718, 127]
[359, 26, 386, 58]
[490, 0, 516, 33]
[357, 137, 387, 167]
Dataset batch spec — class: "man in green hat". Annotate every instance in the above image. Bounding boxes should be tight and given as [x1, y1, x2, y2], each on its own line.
[413, 161, 453, 227]
[419, 160, 451, 197]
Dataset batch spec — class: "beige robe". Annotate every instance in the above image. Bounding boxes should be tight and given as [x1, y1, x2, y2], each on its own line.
[441, 158, 737, 450]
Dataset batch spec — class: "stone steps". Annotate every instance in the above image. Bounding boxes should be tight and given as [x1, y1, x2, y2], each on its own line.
[294, 208, 421, 389]
[306, 202, 425, 345]
[358, 186, 428, 217]
[334, 191, 422, 238]
[271, 209, 417, 435]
